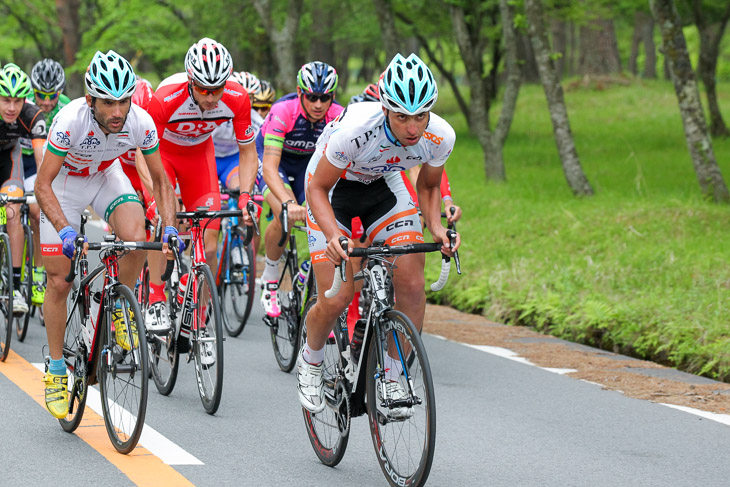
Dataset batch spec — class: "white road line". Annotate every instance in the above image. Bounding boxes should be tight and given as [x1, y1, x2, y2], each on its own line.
[447, 337, 730, 428]
[33, 363, 203, 465]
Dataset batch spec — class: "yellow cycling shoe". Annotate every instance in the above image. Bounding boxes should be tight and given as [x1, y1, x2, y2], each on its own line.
[44, 373, 69, 419]
[112, 308, 139, 351]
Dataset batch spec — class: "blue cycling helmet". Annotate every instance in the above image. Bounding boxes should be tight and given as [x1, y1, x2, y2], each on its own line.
[297, 61, 338, 94]
[85, 50, 136, 100]
[379, 53, 438, 115]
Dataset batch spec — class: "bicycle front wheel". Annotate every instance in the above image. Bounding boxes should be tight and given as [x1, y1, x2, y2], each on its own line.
[0, 233, 13, 361]
[59, 280, 88, 433]
[366, 310, 436, 487]
[300, 297, 350, 467]
[15, 223, 32, 342]
[193, 264, 224, 414]
[98, 284, 149, 454]
[270, 258, 299, 372]
[220, 238, 255, 337]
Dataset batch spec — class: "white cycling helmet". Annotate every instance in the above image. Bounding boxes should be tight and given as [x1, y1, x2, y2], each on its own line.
[185, 37, 233, 87]
[379, 53, 438, 115]
[232, 71, 261, 95]
[85, 50, 136, 100]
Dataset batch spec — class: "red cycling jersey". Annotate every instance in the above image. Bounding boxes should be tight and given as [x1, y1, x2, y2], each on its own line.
[147, 73, 255, 229]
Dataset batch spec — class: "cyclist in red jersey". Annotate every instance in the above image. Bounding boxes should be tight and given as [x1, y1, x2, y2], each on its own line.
[144, 38, 259, 334]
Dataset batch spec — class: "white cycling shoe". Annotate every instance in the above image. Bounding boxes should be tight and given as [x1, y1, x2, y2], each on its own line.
[145, 301, 171, 335]
[296, 351, 325, 413]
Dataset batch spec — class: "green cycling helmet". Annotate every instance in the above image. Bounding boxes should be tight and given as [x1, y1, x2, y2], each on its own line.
[0, 63, 32, 98]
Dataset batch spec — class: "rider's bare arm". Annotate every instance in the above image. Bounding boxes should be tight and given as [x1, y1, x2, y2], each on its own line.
[416, 164, 460, 255]
[133, 148, 155, 199]
[144, 149, 176, 230]
[35, 150, 70, 232]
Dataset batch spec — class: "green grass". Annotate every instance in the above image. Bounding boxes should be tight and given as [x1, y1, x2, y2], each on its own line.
[422, 78, 730, 380]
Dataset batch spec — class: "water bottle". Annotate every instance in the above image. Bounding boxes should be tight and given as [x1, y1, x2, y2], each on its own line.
[296, 260, 310, 290]
[89, 291, 102, 325]
[176, 272, 189, 306]
[350, 319, 367, 364]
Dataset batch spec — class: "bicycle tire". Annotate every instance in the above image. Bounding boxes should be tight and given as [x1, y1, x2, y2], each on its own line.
[0, 233, 13, 361]
[270, 257, 299, 372]
[366, 309, 436, 487]
[15, 223, 32, 342]
[192, 264, 224, 414]
[98, 284, 149, 454]
[300, 297, 350, 467]
[149, 279, 180, 396]
[59, 279, 89, 433]
[220, 237, 253, 337]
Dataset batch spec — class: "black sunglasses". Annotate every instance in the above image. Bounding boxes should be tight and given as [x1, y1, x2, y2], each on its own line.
[304, 93, 333, 103]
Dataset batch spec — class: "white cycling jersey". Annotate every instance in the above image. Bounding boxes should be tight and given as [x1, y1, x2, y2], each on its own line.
[308, 101, 455, 184]
[46, 97, 159, 176]
[213, 109, 264, 158]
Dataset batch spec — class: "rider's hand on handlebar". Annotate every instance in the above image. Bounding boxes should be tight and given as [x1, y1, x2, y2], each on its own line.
[239, 192, 262, 225]
[145, 197, 160, 227]
[59, 226, 87, 260]
[325, 235, 351, 265]
[444, 200, 462, 223]
[288, 203, 307, 224]
[432, 226, 460, 257]
[162, 225, 184, 256]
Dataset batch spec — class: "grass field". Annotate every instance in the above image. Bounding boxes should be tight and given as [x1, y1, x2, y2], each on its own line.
[420, 78, 730, 380]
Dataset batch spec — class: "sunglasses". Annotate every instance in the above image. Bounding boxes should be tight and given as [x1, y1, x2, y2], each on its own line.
[192, 83, 225, 96]
[304, 93, 333, 103]
[35, 90, 59, 101]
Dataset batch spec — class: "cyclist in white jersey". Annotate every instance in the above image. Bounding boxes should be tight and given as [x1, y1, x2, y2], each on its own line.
[35, 50, 177, 420]
[298, 53, 460, 414]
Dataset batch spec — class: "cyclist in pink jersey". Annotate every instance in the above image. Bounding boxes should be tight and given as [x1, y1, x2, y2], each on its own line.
[257, 61, 343, 318]
[144, 38, 259, 334]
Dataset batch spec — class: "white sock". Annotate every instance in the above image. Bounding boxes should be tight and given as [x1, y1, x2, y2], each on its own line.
[261, 256, 279, 282]
[302, 342, 324, 365]
[385, 354, 404, 381]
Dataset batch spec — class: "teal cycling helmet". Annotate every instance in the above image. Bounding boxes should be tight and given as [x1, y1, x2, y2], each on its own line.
[85, 50, 136, 100]
[378, 53, 437, 115]
[0, 63, 32, 98]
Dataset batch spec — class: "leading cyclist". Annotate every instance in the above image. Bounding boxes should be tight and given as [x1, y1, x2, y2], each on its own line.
[298, 53, 460, 415]
[36, 50, 177, 419]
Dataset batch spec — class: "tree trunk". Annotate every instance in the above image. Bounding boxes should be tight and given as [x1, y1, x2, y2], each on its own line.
[629, 12, 642, 75]
[55, 0, 82, 98]
[551, 19, 567, 79]
[525, 0, 593, 196]
[371, 0, 401, 60]
[578, 18, 622, 75]
[252, 0, 303, 93]
[642, 13, 657, 78]
[688, 0, 730, 137]
[650, 0, 730, 202]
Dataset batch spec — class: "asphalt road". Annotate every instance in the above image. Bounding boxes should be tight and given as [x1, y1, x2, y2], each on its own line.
[2, 239, 730, 486]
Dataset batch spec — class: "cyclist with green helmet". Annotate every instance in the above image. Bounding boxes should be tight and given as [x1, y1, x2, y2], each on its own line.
[0, 63, 47, 316]
[20, 59, 70, 306]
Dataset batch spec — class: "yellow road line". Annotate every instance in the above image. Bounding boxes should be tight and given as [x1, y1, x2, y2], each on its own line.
[1, 348, 195, 487]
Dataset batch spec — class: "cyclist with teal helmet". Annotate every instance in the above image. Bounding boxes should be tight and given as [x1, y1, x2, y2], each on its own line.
[0, 63, 46, 316]
[298, 53, 460, 416]
[35, 50, 177, 420]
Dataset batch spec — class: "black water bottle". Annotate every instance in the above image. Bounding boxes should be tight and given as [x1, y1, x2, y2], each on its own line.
[350, 319, 367, 364]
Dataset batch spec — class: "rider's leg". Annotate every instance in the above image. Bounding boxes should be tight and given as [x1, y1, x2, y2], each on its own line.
[107, 201, 146, 288]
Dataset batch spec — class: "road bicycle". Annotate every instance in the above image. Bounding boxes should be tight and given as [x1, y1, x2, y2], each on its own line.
[61, 211, 166, 454]
[0, 194, 29, 362]
[264, 201, 315, 372]
[300, 231, 457, 487]
[217, 187, 256, 337]
[147, 205, 253, 414]
[15, 193, 36, 342]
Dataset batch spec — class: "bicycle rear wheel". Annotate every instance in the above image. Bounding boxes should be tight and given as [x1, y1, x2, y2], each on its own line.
[15, 223, 32, 342]
[59, 280, 88, 433]
[193, 264, 224, 414]
[98, 285, 149, 454]
[0, 233, 13, 361]
[300, 297, 350, 467]
[270, 258, 299, 372]
[366, 310, 436, 487]
[220, 238, 255, 337]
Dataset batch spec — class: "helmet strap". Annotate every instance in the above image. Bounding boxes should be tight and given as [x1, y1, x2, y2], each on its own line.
[298, 92, 317, 123]
[383, 111, 402, 147]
